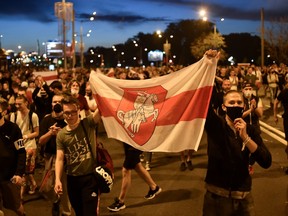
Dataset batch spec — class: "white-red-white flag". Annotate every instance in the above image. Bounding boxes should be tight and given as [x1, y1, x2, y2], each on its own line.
[89, 55, 217, 152]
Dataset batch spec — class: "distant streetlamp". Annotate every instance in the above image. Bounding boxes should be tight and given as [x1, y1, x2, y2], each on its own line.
[199, 8, 224, 35]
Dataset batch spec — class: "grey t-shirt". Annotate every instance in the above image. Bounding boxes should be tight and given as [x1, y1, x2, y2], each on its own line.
[56, 116, 97, 176]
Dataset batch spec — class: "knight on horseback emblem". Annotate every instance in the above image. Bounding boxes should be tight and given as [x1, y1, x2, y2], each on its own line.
[117, 91, 159, 137]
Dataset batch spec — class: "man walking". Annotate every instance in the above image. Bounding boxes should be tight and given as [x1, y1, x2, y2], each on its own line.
[0, 98, 26, 216]
[54, 95, 101, 215]
[38, 94, 72, 215]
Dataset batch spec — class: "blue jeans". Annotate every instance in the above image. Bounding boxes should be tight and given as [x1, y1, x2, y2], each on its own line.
[203, 191, 255, 216]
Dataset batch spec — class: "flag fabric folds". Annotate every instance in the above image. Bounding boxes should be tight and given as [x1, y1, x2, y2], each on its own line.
[89, 55, 217, 152]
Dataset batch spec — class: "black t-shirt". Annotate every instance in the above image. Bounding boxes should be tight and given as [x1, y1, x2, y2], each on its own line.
[0, 120, 24, 181]
[277, 88, 288, 118]
[39, 114, 67, 155]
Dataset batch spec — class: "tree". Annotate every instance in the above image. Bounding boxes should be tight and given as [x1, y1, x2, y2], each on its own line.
[190, 32, 226, 61]
[164, 19, 214, 65]
[224, 33, 261, 64]
[265, 18, 288, 64]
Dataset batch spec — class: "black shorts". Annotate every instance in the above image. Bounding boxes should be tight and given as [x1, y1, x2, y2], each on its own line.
[123, 143, 142, 170]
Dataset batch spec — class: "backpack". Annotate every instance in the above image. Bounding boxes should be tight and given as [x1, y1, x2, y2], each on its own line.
[13, 110, 34, 132]
[80, 120, 114, 193]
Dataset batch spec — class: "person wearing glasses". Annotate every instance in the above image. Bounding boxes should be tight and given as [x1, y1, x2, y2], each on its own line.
[54, 95, 101, 216]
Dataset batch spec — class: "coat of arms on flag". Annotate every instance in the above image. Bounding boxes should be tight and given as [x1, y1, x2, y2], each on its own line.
[116, 86, 167, 145]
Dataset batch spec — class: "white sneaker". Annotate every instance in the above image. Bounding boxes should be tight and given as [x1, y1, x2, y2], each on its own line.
[145, 162, 151, 171]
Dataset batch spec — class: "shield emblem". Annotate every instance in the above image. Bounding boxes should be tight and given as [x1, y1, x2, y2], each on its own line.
[116, 85, 167, 146]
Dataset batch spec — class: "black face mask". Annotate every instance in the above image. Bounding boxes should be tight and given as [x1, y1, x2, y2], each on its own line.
[53, 103, 63, 113]
[225, 106, 244, 121]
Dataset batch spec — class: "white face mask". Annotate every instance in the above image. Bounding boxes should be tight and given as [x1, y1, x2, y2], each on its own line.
[243, 90, 252, 98]
[71, 89, 79, 95]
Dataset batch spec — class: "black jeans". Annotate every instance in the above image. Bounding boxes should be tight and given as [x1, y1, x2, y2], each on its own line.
[203, 191, 255, 216]
[67, 174, 98, 216]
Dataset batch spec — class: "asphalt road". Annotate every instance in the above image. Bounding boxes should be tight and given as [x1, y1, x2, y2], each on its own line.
[3, 92, 288, 216]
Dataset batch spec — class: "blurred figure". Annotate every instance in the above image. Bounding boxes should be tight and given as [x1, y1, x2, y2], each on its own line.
[242, 83, 263, 134]
[68, 79, 90, 118]
[179, 150, 194, 171]
[267, 69, 279, 105]
[32, 75, 52, 122]
[10, 95, 39, 199]
[274, 82, 288, 174]
[84, 82, 97, 113]
[212, 79, 231, 117]
[38, 94, 72, 215]
[0, 98, 26, 216]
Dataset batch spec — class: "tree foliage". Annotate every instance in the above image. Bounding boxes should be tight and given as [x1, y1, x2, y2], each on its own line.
[190, 32, 226, 61]
[265, 18, 288, 64]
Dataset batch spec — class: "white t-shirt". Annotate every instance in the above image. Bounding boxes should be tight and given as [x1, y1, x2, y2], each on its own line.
[10, 111, 39, 150]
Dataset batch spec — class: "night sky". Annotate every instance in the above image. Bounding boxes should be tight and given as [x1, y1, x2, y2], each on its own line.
[0, 0, 286, 53]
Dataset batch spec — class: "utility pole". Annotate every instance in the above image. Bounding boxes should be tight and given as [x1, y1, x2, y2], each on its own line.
[72, 9, 75, 68]
[55, 1, 73, 71]
[261, 8, 265, 68]
[62, 0, 67, 72]
[80, 22, 84, 68]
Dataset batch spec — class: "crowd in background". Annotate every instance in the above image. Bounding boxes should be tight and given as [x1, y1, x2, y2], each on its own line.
[0, 61, 287, 215]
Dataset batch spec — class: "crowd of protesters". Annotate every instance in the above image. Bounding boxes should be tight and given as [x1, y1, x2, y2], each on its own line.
[0, 60, 287, 215]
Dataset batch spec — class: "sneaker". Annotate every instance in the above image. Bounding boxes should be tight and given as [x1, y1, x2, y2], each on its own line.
[186, 160, 194, 170]
[140, 154, 145, 162]
[145, 162, 151, 171]
[180, 162, 187, 171]
[107, 198, 126, 212]
[144, 186, 162, 200]
[28, 183, 37, 195]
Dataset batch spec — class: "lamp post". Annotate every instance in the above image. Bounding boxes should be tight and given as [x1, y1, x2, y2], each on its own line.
[199, 8, 224, 35]
[156, 30, 173, 65]
[55, 0, 73, 71]
[76, 23, 91, 68]
[0, 35, 3, 50]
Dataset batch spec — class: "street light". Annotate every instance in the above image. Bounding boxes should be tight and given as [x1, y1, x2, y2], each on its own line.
[198, 9, 224, 35]
[156, 30, 173, 64]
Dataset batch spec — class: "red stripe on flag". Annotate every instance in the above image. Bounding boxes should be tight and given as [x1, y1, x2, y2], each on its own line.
[95, 86, 212, 126]
[95, 95, 119, 117]
[42, 75, 58, 81]
[157, 86, 212, 125]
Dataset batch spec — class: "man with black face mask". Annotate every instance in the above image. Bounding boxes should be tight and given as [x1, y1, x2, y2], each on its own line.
[38, 94, 72, 216]
[203, 86, 272, 215]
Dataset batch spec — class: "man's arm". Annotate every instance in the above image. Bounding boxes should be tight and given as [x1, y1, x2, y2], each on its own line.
[54, 149, 64, 194]
[92, 107, 101, 124]
[273, 98, 280, 123]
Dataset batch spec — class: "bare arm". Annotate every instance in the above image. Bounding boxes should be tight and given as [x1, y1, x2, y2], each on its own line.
[273, 98, 280, 123]
[92, 107, 101, 124]
[23, 126, 39, 140]
[54, 149, 65, 194]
